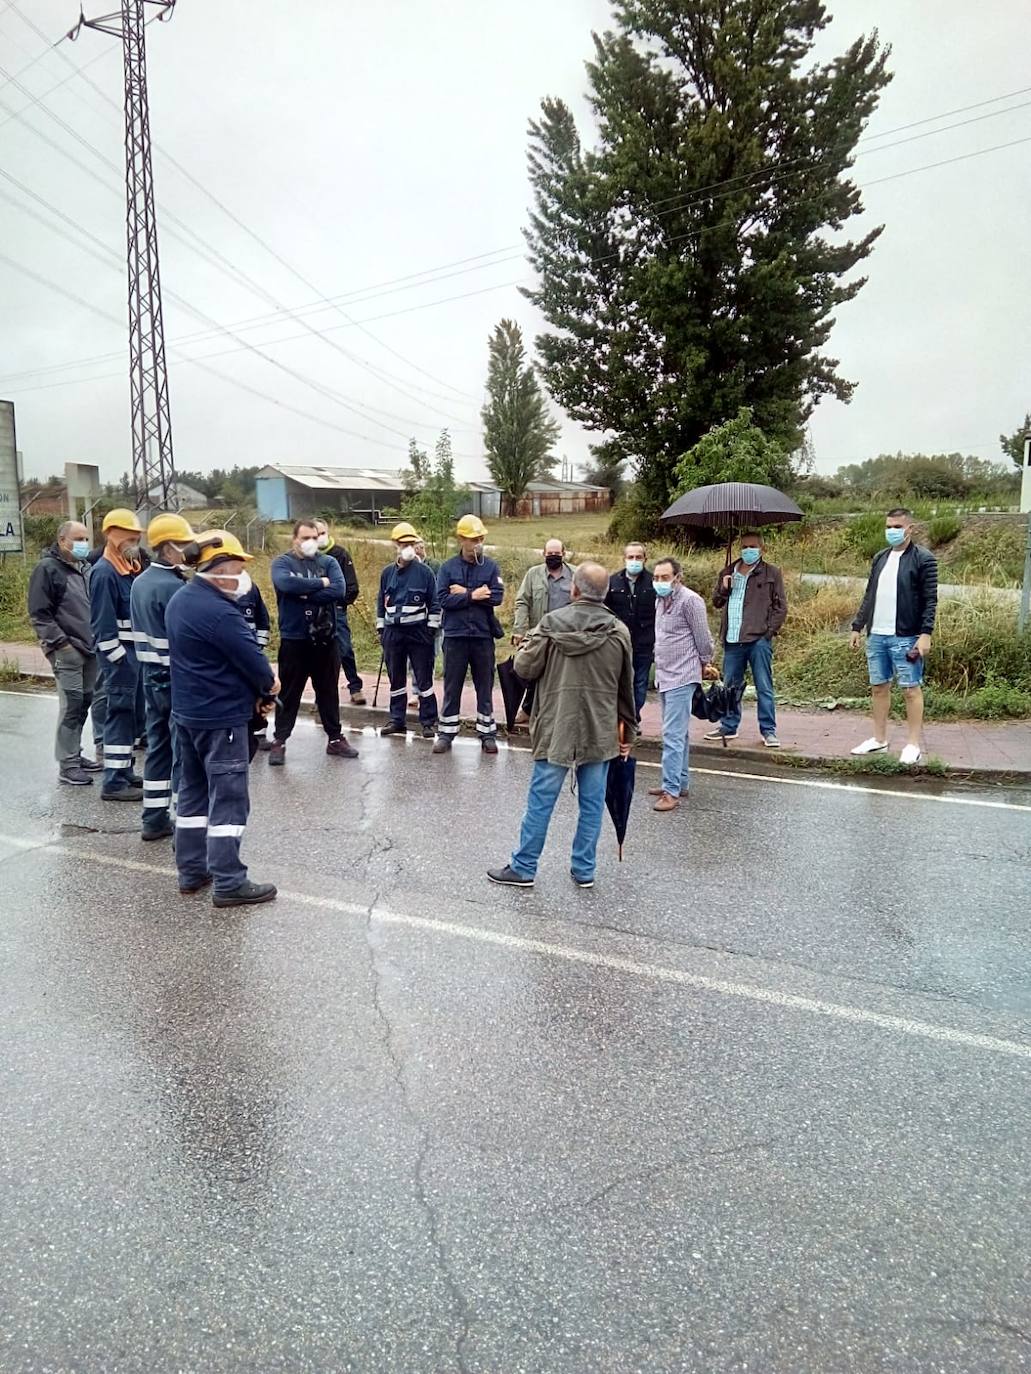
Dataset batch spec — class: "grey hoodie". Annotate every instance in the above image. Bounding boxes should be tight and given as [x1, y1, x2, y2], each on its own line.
[513, 598, 638, 766]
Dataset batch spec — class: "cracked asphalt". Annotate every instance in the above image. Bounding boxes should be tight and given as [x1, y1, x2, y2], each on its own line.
[2, 688, 1031, 1373]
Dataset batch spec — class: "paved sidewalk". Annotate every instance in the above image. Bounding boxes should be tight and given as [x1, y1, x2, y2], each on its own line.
[3, 640, 1028, 775]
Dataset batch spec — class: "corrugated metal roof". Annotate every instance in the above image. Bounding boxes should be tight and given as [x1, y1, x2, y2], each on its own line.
[257, 464, 403, 492]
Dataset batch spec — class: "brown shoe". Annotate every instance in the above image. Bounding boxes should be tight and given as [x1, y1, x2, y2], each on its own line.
[648, 786, 689, 798]
[350, 692, 367, 706]
[514, 708, 530, 726]
[652, 792, 680, 812]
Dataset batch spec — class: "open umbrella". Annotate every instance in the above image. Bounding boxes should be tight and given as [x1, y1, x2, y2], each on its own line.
[497, 656, 530, 733]
[660, 481, 803, 560]
[604, 722, 636, 861]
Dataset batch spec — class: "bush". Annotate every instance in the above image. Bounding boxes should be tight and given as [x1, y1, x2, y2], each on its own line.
[842, 511, 887, 561]
[23, 515, 61, 552]
[607, 489, 662, 544]
[928, 513, 961, 546]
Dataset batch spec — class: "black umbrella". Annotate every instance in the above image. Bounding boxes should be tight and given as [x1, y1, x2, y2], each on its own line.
[660, 481, 803, 560]
[691, 680, 745, 726]
[497, 656, 530, 733]
[604, 723, 636, 860]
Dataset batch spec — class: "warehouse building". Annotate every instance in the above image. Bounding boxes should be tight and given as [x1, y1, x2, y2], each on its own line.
[255, 465, 405, 523]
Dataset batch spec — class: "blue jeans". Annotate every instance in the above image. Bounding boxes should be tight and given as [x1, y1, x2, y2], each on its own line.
[511, 759, 611, 882]
[659, 683, 698, 797]
[721, 637, 776, 736]
[632, 653, 652, 717]
[866, 634, 923, 688]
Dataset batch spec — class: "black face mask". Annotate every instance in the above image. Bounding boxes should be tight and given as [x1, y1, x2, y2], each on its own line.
[545, 554, 564, 570]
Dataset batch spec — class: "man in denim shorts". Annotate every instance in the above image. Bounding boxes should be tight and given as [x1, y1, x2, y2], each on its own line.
[848, 508, 938, 765]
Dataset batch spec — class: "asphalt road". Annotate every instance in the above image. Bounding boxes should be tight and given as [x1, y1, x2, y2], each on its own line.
[2, 687, 1031, 1374]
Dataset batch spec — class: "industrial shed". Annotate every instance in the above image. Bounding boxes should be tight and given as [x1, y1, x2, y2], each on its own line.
[255, 465, 404, 523]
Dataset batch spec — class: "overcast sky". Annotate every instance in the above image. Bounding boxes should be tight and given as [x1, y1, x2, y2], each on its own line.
[1, 0, 1028, 486]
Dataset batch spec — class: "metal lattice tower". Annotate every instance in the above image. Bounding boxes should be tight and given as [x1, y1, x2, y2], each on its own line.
[73, 1, 176, 513]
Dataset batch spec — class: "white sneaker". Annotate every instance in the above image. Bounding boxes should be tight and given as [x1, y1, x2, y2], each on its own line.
[851, 737, 888, 756]
[899, 744, 922, 766]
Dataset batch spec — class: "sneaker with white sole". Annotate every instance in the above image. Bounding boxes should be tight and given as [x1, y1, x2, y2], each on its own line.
[704, 727, 738, 741]
[899, 744, 922, 765]
[851, 737, 888, 756]
[763, 733, 781, 748]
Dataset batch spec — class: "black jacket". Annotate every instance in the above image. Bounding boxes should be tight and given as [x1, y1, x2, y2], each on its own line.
[852, 542, 939, 637]
[605, 568, 656, 657]
[324, 542, 360, 608]
[27, 544, 95, 657]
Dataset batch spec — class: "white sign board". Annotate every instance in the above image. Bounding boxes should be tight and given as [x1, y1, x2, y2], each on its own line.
[0, 400, 22, 553]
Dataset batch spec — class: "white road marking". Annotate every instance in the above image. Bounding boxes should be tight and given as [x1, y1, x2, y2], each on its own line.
[1, 831, 1029, 1064]
[2, 688, 1029, 811]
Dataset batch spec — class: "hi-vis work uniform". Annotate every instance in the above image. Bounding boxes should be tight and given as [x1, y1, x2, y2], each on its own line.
[89, 554, 141, 790]
[166, 577, 275, 897]
[376, 559, 441, 730]
[130, 561, 187, 835]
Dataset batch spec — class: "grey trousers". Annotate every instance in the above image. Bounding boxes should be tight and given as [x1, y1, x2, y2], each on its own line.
[50, 647, 99, 766]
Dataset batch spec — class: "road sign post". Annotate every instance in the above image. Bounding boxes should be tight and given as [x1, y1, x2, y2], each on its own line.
[1020, 434, 1031, 635]
[0, 400, 23, 555]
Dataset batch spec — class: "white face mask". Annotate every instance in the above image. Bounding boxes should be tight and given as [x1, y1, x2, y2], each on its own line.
[198, 569, 251, 600]
[298, 538, 319, 559]
[398, 545, 417, 563]
[316, 533, 330, 549]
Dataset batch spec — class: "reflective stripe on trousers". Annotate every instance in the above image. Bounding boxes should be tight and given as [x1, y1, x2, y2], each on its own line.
[174, 723, 250, 894]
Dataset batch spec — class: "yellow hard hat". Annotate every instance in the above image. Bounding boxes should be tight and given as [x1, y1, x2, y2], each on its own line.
[192, 529, 252, 569]
[146, 512, 195, 547]
[456, 514, 486, 539]
[102, 507, 143, 534]
[390, 521, 419, 543]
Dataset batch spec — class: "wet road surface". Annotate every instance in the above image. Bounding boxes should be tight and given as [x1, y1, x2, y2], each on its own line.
[2, 687, 1031, 1373]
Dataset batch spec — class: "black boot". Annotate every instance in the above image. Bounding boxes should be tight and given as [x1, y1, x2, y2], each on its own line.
[213, 880, 278, 909]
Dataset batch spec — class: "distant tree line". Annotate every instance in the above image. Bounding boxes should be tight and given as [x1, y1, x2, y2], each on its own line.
[798, 452, 1019, 504]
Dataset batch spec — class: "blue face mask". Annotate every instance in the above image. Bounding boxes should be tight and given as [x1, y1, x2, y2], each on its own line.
[625, 559, 643, 576]
[740, 547, 761, 565]
[653, 581, 673, 598]
[885, 527, 907, 547]
[71, 540, 90, 560]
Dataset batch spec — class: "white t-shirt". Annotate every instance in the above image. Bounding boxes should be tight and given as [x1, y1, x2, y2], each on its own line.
[871, 549, 903, 636]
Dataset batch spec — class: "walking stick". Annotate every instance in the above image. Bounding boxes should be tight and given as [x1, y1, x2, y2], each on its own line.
[372, 650, 385, 708]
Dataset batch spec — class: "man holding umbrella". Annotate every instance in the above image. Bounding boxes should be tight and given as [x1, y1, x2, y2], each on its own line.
[708, 532, 787, 746]
[487, 563, 637, 890]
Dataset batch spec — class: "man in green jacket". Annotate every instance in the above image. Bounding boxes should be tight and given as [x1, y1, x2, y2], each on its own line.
[488, 562, 637, 890]
[512, 538, 576, 723]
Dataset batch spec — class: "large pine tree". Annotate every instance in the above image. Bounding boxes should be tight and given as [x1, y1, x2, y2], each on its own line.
[482, 319, 561, 515]
[524, 0, 892, 510]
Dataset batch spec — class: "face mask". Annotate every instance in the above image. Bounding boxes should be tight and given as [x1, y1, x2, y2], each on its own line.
[121, 542, 140, 560]
[545, 554, 564, 570]
[398, 545, 417, 563]
[885, 527, 907, 547]
[740, 547, 761, 565]
[473, 544, 485, 565]
[316, 534, 330, 549]
[198, 570, 251, 599]
[625, 559, 643, 576]
[653, 581, 673, 598]
[299, 538, 319, 558]
[71, 539, 90, 561]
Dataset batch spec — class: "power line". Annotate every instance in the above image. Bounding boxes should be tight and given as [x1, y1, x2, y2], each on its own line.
[0, 244, 464, 452]
[3, 118, 1030, 399]
[7, 0, 480, 408]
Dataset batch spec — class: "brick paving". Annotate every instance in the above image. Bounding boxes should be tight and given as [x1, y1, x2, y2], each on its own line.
[3, 640, 1028, 775]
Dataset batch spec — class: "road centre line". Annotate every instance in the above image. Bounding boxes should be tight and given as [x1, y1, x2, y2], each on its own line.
[2, 831, 1030, 1064]
[3, 688, 1029, 812]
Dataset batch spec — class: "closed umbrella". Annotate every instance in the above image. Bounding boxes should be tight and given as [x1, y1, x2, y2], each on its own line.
[497, 656, 530, 733]
[692, 680, 745, 730]
[604, 723, 636, 860]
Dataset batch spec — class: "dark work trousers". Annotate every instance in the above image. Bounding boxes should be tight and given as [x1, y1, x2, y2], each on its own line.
[134, 672, 146, 744]
[383, 626, 438, 728]
[175, 723, 250, 895]
[247, 712, 268, 762]
[439, 637, 496, 740]
[336, 611, 363, 694]
[90, 672, 107, 756]
[274, 637, 342, 742]
[100, 655, 140, 788]
[141, 673, 179, 834]
[50, 646, 98, 765]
